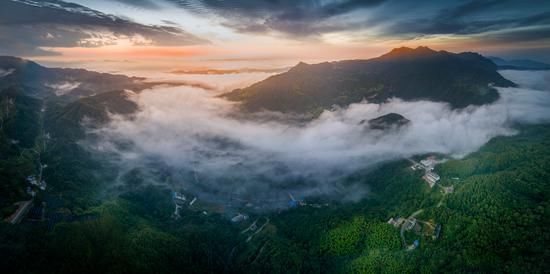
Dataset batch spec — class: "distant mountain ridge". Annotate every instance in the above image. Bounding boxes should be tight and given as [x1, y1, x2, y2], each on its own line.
[0, 56, 152, 101]
[224, 46, 516, 117]
[488, 56, 550, 70]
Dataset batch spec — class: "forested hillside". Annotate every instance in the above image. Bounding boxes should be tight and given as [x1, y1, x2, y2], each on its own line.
[224, 47, 515, 117]
[1, 123, 548, 273]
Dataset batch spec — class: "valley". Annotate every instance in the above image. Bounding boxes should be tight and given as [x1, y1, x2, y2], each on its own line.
[0, 48, 549, 273]
[2, 1, 550, 272]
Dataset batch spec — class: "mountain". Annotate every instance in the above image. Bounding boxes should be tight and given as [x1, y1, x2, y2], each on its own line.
[224, 47, 516, 117]
[489, 56, 550, 70]
[46, 90, 139, 141]
[362, 113, 410, 130]
[0, 56, 153, 101]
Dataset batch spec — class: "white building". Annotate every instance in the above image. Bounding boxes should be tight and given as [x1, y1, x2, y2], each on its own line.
[420, 159, 436, 170]
[424, 172, 440, 188]
[404, 218, 417, 231]
[231, 213, 249, 223]
[387, 217, 405, 228]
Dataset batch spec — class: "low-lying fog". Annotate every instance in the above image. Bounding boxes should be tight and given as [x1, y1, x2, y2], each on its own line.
[90, 70, 550, 207]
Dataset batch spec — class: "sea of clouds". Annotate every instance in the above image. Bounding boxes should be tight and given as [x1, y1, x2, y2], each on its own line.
[90, 70, 550, 206]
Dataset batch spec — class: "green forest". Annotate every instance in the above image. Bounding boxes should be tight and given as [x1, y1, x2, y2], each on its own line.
[1, 82, 548, 273]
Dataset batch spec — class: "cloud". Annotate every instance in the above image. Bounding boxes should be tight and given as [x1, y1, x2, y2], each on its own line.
[170, 67, 289, 75]
[169, 0, 386, 37]
[480, 26, 550, 44]
[441, 0, 505, 19]
[113, 0, 160, 9]
[45, 81, 81, 96]
[150, 0, 550, 45]
[0, 0, 207, 56]
[0, 68, 15, 77]
[144, 80, 218, 91]
[386, 1, 550, 39]
[87, 70, 550, 210]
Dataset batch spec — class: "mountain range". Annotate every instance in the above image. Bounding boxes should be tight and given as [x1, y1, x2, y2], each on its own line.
[489, 56, 550, 70]
[224, 46, 516, 117]
[0, 56, 152, 101]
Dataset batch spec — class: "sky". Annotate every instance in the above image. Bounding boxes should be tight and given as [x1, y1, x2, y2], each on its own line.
[1, 0, 549, 74]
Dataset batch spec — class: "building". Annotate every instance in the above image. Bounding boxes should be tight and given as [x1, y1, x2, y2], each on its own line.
[404, 218, 417, 231]
[423, 171, 440, 188]
[387, 217, 405, 228]
[288, 200, 299, 208]
[39, 180, 47, 190]
[172, 192, 186, 205]
[288, 193, 305, 208]
[442, 185, 454, 194]
[420, 158, 436, 170]
[27, 175, 38, 186]
[231, 213, 249, 223]
[407, 239, 420, 250]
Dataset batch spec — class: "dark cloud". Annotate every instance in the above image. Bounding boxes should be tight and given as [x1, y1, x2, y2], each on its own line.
[383, 1, 550, 44]
[441, 0, 506, 19]
[161, 20, 180, 26]
[0, 0, 207, 56]
[170, 0, 386, 37]
[483, 26, 550, 44]
[160, 0, 550, 45]
[78, 0, 550, 47]
[113, 0, 160, 9]
[389, 13, 544, 36]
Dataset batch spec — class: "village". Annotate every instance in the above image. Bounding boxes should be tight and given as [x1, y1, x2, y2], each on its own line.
[2, 104, 57, 226]
[165, 154, 459, 251]
[170, 188, 326, 220]
[5, 152, 458, 254]
[3, 168, 49, 225]
[383, 155, 458, 250]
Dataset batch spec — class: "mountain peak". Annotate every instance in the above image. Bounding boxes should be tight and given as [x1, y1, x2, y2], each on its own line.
[289, 61, 310, 72]
[223, 46, 515, 115]
[0, 55, 42, 71]
[382, 46, 438, 58]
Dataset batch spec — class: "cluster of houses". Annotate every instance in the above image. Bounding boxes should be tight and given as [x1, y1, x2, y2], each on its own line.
[25, 175, 47, 198]
[387, 216, 405, 227]
[387, 216, 421, 232]
[3, 173, 49, 224]
[26, 175, 47, 191]
[388, 215, 442, 250]
[411, 156, 441, 188]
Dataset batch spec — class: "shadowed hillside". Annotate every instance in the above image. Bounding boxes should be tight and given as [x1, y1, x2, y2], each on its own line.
[224, 47, 515, 117]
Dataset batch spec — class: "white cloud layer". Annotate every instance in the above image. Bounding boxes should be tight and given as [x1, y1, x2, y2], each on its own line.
[91, 70, 550, 207]
[0, 68, 15, 77]
[46, 81, 81, 96]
